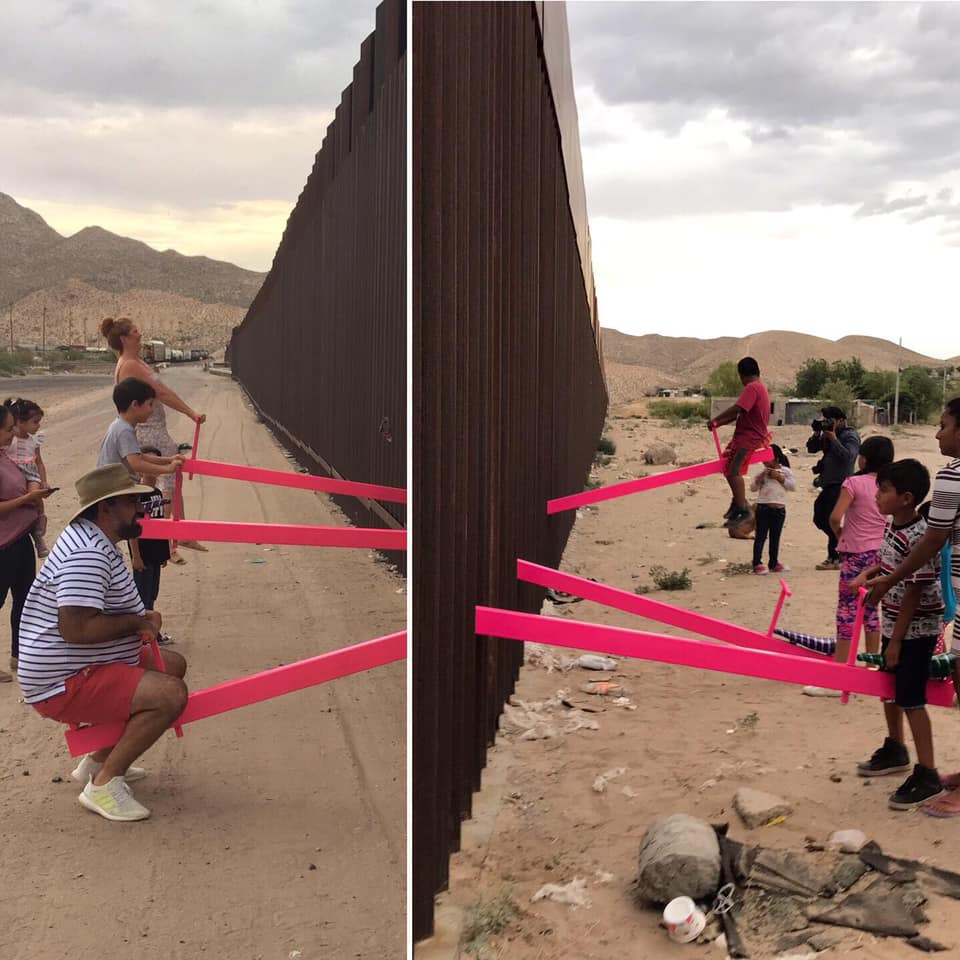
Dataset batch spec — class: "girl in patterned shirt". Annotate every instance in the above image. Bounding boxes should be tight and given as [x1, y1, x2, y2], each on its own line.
[4, 398, 50, 557]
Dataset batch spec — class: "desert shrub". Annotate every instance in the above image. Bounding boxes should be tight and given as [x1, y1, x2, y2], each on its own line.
[649, 565, 692, 590]
[462, 888, 518, 957]
[0, 349, 34, 376]
[596, 436, 617, 455]
[648, 399, 710, 421]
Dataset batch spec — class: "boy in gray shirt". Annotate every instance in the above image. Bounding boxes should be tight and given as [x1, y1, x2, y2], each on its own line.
[98, 378, 183, 480]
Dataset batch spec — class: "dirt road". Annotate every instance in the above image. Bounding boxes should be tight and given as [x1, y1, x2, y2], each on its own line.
[436, 415, 960, 959]
[0, 367, 405, 959]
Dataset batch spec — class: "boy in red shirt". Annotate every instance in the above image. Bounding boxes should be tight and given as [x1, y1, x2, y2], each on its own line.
[706, 357, 771, 528]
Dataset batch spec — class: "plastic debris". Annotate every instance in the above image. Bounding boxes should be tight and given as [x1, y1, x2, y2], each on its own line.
[531, 877, 591, 909]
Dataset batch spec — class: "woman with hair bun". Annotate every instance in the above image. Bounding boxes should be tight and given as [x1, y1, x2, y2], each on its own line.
[100, 317, 206, 564]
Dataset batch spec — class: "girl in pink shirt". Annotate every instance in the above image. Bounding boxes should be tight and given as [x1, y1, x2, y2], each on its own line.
[829, 435, 894, 658]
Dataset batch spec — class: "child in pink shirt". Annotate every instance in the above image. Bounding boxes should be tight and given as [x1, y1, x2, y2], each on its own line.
[830, 436, 894, 658]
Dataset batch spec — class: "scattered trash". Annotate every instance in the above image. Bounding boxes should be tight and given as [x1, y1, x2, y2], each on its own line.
[621, 785, 638, 799]
[662, 895, 706, 943]
[594, 870, 614, 885]
[545, 588, 584, 605]
[580, 680, 628, 697]
[289, 952, 303, 959]
[592, 767, 626, 793]
[244, 558, 267, 564]
[531, 877, 591, 909]
[828, 829, 868, 854]
[578, 654, 617, 671]
[51, 775, 62, 783]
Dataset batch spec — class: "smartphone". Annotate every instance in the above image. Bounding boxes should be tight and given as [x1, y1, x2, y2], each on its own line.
[45, 487, 60, 493]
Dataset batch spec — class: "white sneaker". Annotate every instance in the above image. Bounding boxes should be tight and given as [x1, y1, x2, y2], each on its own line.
[802, 685, 842, 698]
[78, 777, 150, 821]
[71, 754, 147, 784]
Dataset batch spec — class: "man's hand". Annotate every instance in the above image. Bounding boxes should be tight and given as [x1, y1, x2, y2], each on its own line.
[132, 556, 145, 572]
[706, 419, 716, 431]
[822, 428, 837, 444]
[885, 640, 902, 670]
[144, 610, 162, 632]
[194, 413, 207, 425]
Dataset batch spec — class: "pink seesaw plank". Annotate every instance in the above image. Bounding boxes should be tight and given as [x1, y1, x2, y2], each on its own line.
[64, 631, 407, 756]
[516, 560, 822, 659]
[547, 449, 770, 514]
[475, 607, 955, 707]
[138, 518, 406, 551]
[182, 458, 407, 504]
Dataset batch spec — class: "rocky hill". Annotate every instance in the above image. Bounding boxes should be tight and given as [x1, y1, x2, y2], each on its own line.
[0, 193, 265, 350]
[602, 328, 946, 405]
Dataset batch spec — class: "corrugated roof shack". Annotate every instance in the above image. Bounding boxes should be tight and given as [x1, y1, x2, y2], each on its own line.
[413, 1, 608, 942]
[231, 0, 407, 551]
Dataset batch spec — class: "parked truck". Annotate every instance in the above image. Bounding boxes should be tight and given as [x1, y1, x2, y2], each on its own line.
[143, 340, 166, 363]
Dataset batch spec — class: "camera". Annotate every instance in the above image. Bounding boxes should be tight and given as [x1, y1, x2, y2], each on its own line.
[811, 417, 835, 433]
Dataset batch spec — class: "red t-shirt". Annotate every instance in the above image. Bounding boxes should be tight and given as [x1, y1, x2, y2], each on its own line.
[731, 380, 770, 451]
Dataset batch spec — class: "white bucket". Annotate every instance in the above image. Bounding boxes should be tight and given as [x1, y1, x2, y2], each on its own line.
[662, 896, 706, 943]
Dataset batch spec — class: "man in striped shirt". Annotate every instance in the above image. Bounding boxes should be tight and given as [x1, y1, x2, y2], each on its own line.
[18, 464, 189, 822]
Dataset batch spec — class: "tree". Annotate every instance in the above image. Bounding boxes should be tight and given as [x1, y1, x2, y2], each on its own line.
[820, 379, 858, 426]
[898, 366, 941, 422]
[829, 357, 865, 397]
[861, 369, 897, 403]
[794, 358, 829, 397]
[706, 362, 742, 397]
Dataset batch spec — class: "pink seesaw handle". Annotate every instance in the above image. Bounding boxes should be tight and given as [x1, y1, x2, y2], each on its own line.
[840, 587, 867, 705]
[766, 580, 793, 638]
[711, 422, 723, 458]
[187, 420, 201, 479]
[144, 632, 184, 737]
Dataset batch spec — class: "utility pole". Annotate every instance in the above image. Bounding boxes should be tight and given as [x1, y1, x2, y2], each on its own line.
[42, 306, 47, 355]
[7, 303, 12, 352]
[893, 337, 902, 426]
[944, 365, 949, 404]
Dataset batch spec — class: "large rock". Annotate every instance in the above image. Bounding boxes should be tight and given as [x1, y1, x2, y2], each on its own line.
[643, 442, 677, 465]
[637, 814, 721, 903]
[734, 787, 793, 829]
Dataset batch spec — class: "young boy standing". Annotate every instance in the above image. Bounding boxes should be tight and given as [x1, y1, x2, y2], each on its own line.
[98, 378, 183, 480]
[853, 459, 945, 809]
[706, 357, 770, 528]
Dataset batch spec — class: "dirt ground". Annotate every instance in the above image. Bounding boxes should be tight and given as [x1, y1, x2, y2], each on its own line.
[434, 410, 960, 959]
[0, 367, 405, 959]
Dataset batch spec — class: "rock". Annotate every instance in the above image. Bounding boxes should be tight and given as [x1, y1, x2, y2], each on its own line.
[907, 935, 949, 952]
[831, 858, 869, 892]
[828, 829, 868, 853]
[734, 787, 793, 829]
[637, 814, 721, 903]
[643, 442, 676, 465]
[807, 929, 846, 951]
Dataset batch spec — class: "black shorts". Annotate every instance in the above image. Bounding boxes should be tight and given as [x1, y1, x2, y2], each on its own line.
[882, 634, 938, 709]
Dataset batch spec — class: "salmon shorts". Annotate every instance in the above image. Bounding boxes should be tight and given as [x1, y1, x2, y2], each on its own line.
[32, 646, 152, 725]
[723, 444, 752, 479]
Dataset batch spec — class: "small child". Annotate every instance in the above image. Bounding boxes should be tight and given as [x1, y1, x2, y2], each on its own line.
[830, 436, 895, 659]
[97, 378, 183, 480]
[852, 459, 945, 809]
[5, 397, 50, 557]
[749, 443, 795, 575]
[130, 450, 173, 643]
[706, 357, 771, 529]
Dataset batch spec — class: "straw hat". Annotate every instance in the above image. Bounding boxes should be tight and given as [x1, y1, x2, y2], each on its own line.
[68, 463, 156, 525]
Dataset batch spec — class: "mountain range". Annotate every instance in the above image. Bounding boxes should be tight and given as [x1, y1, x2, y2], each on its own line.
[601, 328, 957, 406]
[0, 192, 265, 352]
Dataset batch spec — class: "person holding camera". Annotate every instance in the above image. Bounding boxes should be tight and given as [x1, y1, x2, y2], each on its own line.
[807, 405, 861, 570]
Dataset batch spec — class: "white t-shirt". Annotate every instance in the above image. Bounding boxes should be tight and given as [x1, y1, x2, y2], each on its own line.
[17, 519, 145, 704]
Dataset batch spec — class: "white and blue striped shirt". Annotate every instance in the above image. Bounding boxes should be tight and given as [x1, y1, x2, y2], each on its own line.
[17, 519, 145, 704]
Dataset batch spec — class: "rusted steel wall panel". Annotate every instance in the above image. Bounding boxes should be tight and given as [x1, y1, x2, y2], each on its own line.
[232, 0, 406, 549]
[413, 1, 608, 941]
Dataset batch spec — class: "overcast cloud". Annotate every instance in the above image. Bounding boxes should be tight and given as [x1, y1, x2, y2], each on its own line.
[1, 1, 374, 270]
[567, 2, 960, 359]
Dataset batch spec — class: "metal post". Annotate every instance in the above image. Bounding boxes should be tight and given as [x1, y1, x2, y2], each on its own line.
[893, 337, 902, 425]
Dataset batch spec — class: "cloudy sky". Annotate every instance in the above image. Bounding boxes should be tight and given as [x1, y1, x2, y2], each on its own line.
[1, 1, 375, 272]
[567, 1, 960, 360]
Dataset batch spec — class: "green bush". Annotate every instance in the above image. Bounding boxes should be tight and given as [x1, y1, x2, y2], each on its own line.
[0, 349, 34, 377]
[596, 436, 617, 455]
[648, 399, 710, 421]
[649, 565, 692, 590]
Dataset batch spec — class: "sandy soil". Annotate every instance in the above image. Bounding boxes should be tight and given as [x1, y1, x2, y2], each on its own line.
[435, 411, 960, 959]
[0, 367, 405, 959]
